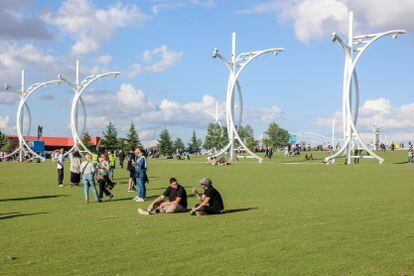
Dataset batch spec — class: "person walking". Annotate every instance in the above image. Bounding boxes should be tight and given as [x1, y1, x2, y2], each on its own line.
[108, 151, 116, 180]
[80, 154, 101, 203]
[132, 148, 148, 202]
[57, 148, 65, 187]
[70, 151, 81, 186]
[119, 150, 125, 169]
[97, 154, 114, 201]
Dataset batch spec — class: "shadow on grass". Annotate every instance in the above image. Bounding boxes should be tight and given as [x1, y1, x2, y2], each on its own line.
[0, 212, 47, 220]
[0, 195, 68, 202]
[395, 161, 409, 164]
[223, 207, 258, 214]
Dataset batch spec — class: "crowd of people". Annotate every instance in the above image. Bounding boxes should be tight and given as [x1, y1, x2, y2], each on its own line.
[54, 147, 224, 216]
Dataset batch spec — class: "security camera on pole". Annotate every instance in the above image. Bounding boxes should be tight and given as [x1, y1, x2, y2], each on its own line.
[328, 11, 405, 164]
[211, 32, 283, 163]
[59, 60, 120, 156]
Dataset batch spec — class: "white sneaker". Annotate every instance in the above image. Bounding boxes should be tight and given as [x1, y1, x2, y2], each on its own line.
[132, 196, 139, 201]
[135, 198, 144, 202]
[58, 184, 63, 187]
[138, 208, 150, 215]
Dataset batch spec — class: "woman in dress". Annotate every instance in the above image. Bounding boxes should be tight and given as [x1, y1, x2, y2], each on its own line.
[70, 151, 81, 186]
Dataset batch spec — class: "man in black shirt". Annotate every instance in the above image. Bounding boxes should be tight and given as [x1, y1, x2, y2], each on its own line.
[191, 178, 224, 216]
[138, 177, 187, 215]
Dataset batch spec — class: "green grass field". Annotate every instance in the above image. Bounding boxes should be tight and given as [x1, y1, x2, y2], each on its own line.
[1, 151, 414, 275]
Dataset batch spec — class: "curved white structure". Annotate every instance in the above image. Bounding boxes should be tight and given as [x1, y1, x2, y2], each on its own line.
[205, 101, 225, 127]
[16, 78, 63, 161]
[212, 32, 283, 163]
[61, 60, 120, 156]
[0, 71, 33, 161]
[328, 11, 405, 164]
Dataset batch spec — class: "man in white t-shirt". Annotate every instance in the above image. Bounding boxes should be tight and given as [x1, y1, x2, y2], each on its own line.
[57, 148, 65, 187]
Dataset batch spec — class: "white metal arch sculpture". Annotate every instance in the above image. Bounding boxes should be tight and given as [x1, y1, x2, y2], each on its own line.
[15, 75, 63, 161]
[60, 60, 120, 156]
[328, 11, 405, 164]
[211, 32, 283, 163]
[205, 101, 225, 127]
[0, 71, 33, 161]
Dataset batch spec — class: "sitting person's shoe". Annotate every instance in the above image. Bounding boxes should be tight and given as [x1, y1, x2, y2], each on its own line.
[138, 208, 151, 215]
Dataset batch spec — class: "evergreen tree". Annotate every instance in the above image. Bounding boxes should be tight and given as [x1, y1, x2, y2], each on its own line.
[238, 125, 254, 141]
[117, 137, 127, 151]
[220, 126, 229, 148]
[157, 128, 173, 156]
[101, 121, 118, 151]
[245, 136, 256, 150]
[173, 137, 185, 153]
[187, 130, 202, 154]
[265, 122, 289, 149]
[81, 131, 93, 152]
[204, 123, 222, 150]
[0, 131, 12, 151]
[126, 123, 141, 151]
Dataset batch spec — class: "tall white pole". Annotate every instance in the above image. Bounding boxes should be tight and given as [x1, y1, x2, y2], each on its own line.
[332, 119, 335, 149]
[19, 70, 25, 162]
[346, 11, 354, 164]
[230, 32, 237, 162]
[75, 60, 80, 145]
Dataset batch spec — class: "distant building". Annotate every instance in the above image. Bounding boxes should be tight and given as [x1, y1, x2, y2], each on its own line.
[6, 135, 101, 151]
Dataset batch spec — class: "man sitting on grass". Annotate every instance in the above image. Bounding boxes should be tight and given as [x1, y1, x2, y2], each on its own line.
[190, 178, 224, 216]
[138, 177, 187, 215]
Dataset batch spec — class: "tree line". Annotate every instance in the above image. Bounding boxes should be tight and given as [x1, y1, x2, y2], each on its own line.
[0, 121, 290, 154]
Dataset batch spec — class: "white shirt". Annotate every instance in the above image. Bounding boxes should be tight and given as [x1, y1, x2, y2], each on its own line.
[80, 161, 96, 175]
[57, 154, 64, 169]
[70, 157, 81, 173]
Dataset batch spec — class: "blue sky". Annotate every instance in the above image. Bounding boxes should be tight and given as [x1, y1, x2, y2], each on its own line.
[1, 0, 414, 146]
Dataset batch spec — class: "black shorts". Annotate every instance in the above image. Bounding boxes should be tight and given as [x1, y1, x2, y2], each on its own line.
[129, 170, 135, 178]
[199, 205, 222, 215]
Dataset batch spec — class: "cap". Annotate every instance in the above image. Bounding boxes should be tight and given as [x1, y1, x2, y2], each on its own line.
[199, 178, 212, 186]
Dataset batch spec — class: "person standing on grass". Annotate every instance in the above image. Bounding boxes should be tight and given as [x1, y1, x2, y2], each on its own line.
[190, 178, 224, 216]
[97, 154, 114, 201]
[80, 154, 101, 203]
[119, 150, 125, 169]
[57, 148, 65, 187]
[109, 151, 116, 180]
[70, 151, 81, 186]
[127, 152, 137, 192]
[138, 177, 187, 215]
[132, 148, 148, 202]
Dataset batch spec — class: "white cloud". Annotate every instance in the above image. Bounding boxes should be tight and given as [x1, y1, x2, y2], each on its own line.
[0, 0, 53, 41]
[0, 115, 10, 130]
[44, 0, 149, 55]
[117, 84, 157, 111]
[241, 0, 414, 43]
[126, 45, 183, 78]
[151, 0, 215, 14]
[0, 43, 65, 85]
[76, 83, 283, 144]
[316, 98, 414, 142]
